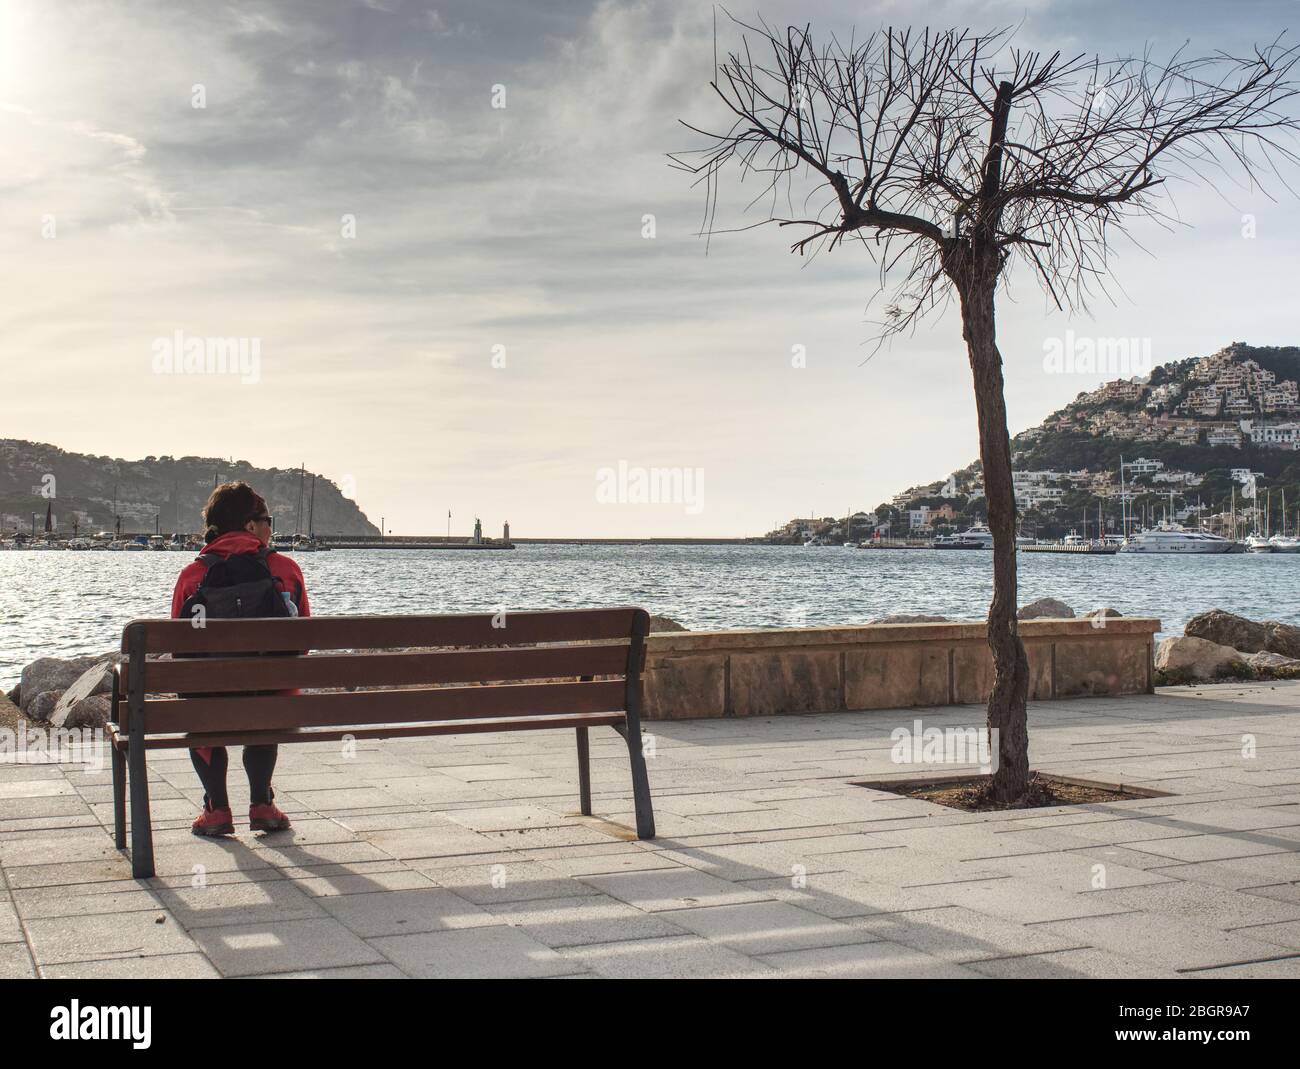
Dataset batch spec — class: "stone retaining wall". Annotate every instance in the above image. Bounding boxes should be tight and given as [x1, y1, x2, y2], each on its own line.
[643, 618, 1159, 720]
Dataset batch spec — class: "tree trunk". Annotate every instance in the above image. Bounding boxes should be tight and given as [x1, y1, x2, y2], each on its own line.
[958, 281, 1030, 801]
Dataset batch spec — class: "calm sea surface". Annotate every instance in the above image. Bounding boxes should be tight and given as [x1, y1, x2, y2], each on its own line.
[3, 544, 1299, 684]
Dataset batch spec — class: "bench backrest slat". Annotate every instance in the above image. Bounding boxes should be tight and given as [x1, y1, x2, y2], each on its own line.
[121, 607, 641, 655]
[140, 679, 627, 733]
[123, 643, 638, 694]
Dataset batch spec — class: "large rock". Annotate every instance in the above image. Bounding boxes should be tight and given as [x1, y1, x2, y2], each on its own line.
[1083, 607, 1124, 620]
[50, 693, 111, 730]
[1155, 636, 1247, 682]
[648, 615, 688, 633]
[1018, 598, 1075, 620]
[19, 659, 85, 715]
[1263, 621, 1300, 659]
[1246, 651, 1300, 678]
[48, 661, 115, 729]
[18, 655, 110, 716]
[1184, 610, 1268, 653]
[1185, 610, 1300, 658]
[28, 689, 65, 722]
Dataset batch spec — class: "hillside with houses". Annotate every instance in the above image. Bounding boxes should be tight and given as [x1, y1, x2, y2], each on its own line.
[766, 343, 1300, 544]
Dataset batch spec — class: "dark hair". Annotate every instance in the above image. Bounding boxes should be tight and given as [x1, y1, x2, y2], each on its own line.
[202, 482, 269, 544]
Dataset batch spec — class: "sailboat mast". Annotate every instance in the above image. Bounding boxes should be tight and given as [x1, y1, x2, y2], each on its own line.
[308, 475, 316, 538]
[1119, 455, 1126, 536]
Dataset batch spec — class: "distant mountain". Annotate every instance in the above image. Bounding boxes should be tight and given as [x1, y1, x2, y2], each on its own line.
[0, 440, 379, 537]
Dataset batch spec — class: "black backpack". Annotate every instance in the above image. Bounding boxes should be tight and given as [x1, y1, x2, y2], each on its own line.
[179, 545, 293, 621]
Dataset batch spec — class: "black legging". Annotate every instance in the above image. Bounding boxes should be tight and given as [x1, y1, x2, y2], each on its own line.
[190, 745, 278, 809]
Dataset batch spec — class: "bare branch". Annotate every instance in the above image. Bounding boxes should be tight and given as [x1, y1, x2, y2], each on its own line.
[671, 17, 1300, 332]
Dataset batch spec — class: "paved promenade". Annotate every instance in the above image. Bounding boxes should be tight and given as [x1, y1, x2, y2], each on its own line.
[3, 683, 1300, 978]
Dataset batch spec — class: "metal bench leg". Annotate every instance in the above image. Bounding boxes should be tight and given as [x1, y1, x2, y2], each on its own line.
[124, 622, 154, 879]
[111, 743, 126, 849]
[619, 612, 655, 840]
[613, 722, 655, 840]
[127, 740, 155, 879]
[625, 729, 655, 840]
[576, 727, 592, 816]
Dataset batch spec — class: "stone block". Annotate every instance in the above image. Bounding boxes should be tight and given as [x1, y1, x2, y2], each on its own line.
[1057, 636, 1150, 696]
[644, 654, 726, 719]
[729, 649, 840, 716]
[952, 642, 995, 704]
[844, 643, 949, 710]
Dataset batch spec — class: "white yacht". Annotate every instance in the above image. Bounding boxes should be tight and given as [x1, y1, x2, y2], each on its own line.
[1269, 534, 1300, 553]
[953, 524, 994, 549]
[1120, 523, 1236, 554]
[1246, 534, 1275, 553]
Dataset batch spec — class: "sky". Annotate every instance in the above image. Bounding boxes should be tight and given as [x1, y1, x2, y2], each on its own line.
[2, 0, 1298, 537]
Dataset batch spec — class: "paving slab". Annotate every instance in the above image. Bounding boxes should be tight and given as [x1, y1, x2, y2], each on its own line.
[755, 939, 981, 978]
[655, 900, 878, 956]
[1227, 919, 1300, 951]
[188, 917, 387, 977]
[293, 868, 439, 898]
[0, 901, 21, 943]
[0, 941, 36, 978]
[555, 934, 766, 978]
[24, 910, 202, 965]
[368, 925, 574, 978]
[12, 886, 162, 920]
[42, 952, 221, 979]
[847, 905, 1086, 963]
[411, 859, 591, 905]
[1184, 955, 1300, 978]
[1089, 880, 1300, 930]
[1033, 912, 1300, 972]
[964, 947, 1180, 979]
[318, 887, 496, 937]
[489, 894, 691, 948]
[579, 868, 774, 912]
[152, 880, 327, 930]
[259, 963, 409, 979]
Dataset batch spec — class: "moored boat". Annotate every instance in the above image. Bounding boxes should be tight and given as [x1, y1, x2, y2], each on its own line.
[1120, 523, 1236, 554]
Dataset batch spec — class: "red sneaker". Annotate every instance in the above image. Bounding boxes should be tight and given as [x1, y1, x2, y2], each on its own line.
[191, 803, 235, 837]
[248, 802, 292, 832]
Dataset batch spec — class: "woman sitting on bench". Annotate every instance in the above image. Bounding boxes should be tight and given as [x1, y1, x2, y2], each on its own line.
[171, 481, 310, 837]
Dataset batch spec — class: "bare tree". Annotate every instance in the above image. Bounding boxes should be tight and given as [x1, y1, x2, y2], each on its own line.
[674, 19, 1300, 801]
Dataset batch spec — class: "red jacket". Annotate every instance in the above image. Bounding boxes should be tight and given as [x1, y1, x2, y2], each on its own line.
[170, 532, 311, 619]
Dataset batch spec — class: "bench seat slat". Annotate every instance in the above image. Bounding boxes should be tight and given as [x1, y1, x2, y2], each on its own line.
[127, 643, 636, 693]
[110, 711, 626, 750]
[137, 679, 626, 733]
[121, 607, 641, 655]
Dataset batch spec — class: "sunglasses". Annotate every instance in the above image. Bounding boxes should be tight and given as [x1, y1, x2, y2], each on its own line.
[249, 514, 272, 524]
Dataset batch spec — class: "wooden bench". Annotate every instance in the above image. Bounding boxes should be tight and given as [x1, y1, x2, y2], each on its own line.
[110, 606, 655, 878]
